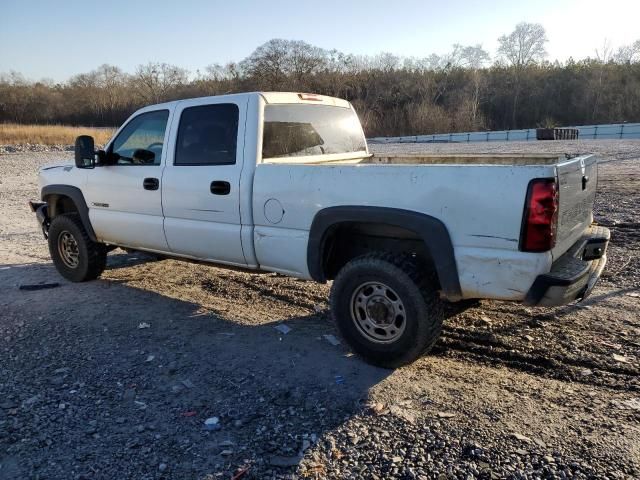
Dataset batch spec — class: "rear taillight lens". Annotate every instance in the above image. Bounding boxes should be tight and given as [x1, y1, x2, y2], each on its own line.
[520, 178, 558, 252]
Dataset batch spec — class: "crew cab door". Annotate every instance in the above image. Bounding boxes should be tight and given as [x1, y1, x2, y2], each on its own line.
[85, 108, 172, 251]
[161, 97, 247, 265]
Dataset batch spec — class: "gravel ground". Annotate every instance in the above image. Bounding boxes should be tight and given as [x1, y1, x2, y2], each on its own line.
[0, 140, 639, 479]
[0, 144, 75, 154]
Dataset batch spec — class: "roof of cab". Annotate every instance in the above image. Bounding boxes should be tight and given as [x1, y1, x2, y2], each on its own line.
[142, 92, 351, 110]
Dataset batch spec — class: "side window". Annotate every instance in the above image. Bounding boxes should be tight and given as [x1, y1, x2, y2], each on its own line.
[111, 110, 169, 165]
[174, 104, 239, 166]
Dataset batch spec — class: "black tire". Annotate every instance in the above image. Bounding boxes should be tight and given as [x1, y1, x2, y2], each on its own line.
[48, 213, 107, 282]
[330, 253, 444, 368]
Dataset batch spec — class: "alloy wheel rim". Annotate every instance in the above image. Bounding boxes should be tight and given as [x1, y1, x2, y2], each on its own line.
[350, 281, 407, 344]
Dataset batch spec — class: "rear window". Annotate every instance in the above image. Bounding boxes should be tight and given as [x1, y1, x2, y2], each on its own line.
[262, 104, 366, 159]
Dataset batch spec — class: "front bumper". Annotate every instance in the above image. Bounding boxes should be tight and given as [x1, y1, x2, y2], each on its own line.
[525, 225, 610, 306]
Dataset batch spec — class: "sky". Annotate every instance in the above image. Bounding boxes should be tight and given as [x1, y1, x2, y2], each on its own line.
[1, 0, 639, 82]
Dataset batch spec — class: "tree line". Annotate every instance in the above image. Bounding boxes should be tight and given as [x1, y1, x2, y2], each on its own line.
[1, 23, 639, 137]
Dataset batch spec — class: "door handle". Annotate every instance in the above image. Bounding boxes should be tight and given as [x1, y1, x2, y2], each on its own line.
[210, 180, 231, 195]
[143, 177, 159, 191]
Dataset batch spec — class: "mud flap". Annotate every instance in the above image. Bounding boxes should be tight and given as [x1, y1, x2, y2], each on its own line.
[29, 201, 50, 239]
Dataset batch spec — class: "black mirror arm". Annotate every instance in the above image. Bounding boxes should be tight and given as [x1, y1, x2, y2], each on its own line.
[98, 150, 123, 166]
[95, 150, 107, 165]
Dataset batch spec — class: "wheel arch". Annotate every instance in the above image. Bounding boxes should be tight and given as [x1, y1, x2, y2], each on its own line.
[41, 185, 97, 242]
[307, 206, 462, 302]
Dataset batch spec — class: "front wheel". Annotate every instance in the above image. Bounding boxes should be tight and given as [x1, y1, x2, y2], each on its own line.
[48, 214, 107, 282]
[330, 253, 444, 368]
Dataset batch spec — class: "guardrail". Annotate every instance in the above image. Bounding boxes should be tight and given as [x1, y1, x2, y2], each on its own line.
[368, 123, 640, 143]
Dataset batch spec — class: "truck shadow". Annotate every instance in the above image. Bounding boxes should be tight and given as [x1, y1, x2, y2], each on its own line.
[0, 258, 389, 478]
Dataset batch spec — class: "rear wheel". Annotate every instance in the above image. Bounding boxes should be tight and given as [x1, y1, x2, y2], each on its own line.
[330, 253, 444, 368]
[48, 214, 107, 282]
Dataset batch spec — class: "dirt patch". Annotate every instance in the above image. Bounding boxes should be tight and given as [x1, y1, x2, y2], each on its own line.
[1, 143, 639, 479]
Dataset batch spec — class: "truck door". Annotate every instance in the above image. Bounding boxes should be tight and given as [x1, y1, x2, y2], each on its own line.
[161, 97, 247, 265]
[85, 108, 171, 251]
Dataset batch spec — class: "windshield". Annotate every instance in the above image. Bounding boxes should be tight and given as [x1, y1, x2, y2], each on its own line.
[262, 104, 366, 159]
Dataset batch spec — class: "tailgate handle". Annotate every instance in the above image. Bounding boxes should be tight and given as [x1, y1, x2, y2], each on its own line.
[582, 175, 589, 190]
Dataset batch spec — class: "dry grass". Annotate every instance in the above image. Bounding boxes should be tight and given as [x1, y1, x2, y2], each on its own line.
[0, 123, 115, 146]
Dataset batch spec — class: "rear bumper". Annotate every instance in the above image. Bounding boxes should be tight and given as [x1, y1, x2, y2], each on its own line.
[524, 225, 610, 306]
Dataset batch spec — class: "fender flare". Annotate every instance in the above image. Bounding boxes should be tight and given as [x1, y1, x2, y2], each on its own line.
[307, 206, 462, 301]
[41, 184, 98, 242]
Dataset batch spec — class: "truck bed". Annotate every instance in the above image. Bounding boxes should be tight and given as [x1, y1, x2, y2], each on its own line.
[253, 152, 598, 302]
[252, 160, 556, 300]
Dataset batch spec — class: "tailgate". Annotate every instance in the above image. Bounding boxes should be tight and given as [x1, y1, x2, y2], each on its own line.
[552, 154, 598, 260]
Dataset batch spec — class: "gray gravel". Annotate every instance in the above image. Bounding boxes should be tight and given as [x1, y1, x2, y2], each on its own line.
[0, 144, 75, 154]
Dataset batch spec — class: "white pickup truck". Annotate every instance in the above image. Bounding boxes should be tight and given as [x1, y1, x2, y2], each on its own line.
[31, 92, 610, 367]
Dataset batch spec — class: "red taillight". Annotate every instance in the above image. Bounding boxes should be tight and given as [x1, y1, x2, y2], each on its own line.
[520, 178, 558, 252]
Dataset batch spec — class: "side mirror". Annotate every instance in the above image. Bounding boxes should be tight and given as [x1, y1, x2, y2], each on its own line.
[75, 135, 96, 169]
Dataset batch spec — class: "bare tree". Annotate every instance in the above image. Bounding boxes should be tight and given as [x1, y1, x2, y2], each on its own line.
[372, 52, 401, 72]
[68, 70, 102, 120]
[204, 64, 222, 81]
[591, 39, 614, 121]
[345, 54, 376, 73]
[0, 71, 31, 122]
[204, 62, 241, 85]
[595, 38, 613, 63]
[460, 45, 490, 69]
[498, 22, 548, 127]
[460, 45, 490, 128]
[614, 39, 640, 64]
[241, 39, 290, 87]
[240, 39, 328, 89]
[134, 63, 188, 104]
[429, 45, 466, 105]
[420, 45, 464, 72]
[94, 65, 128, 122]
[325, 49, 354, 74]
[289, 41, 328, 81]
[498, 22, 547, 68]
[196, 62, 242, 95]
